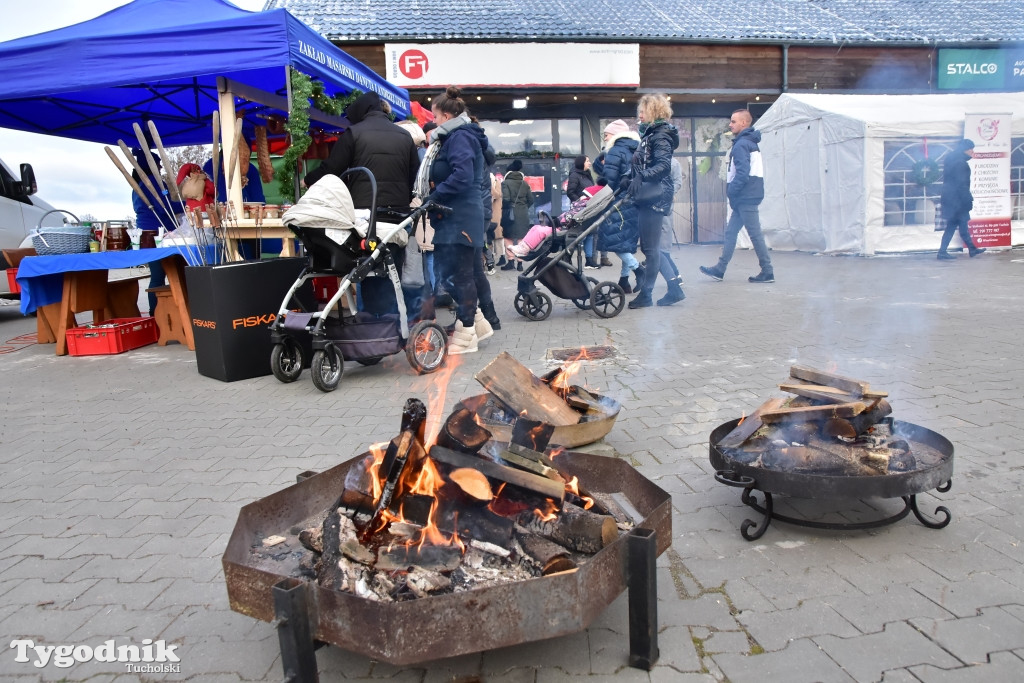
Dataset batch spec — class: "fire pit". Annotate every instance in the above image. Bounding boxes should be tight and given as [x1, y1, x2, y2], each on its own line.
[223, 449, 671, 668]
[708, 366, 954, 540]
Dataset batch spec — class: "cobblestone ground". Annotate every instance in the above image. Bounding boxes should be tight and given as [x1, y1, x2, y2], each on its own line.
[1, 245, 1022, 682]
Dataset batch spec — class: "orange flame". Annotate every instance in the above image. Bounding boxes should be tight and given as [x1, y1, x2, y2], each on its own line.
[549, 446, 564, 460]
[534, 499, 559, 522]
[423, 355, 463, 447]
[737, 411, 746, 427]
[565, 475, 595, 509]
[366, 442, 389, 502]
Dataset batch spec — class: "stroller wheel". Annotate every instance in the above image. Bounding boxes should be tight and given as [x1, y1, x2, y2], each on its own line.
[517, 291, 552, 321]
[591, 282, 626, 318]
[310, 344, 344, 392]
[513, 292, 527, 317]
[270, 339, 304, 383]
[571, 297, 591, 310]
[407, 320, 448, 374]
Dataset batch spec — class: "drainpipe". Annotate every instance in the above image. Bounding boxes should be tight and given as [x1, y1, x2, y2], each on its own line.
[782, 44, 789, 93]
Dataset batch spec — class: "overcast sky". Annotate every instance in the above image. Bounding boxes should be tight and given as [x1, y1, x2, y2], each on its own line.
[0, 0, 268, 221]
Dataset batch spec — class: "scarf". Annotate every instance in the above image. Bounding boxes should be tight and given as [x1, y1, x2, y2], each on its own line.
[638, 119, 665, 136]
[413, 113, 472, 199]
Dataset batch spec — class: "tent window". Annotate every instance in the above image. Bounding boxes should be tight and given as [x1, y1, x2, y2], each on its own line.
[882, 140, 948, 227]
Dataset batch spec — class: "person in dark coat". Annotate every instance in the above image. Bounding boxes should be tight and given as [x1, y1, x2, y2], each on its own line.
[595, 119, 642, 292]
[421, 86, 494, 354]
[566, 154, 602, 268]
[500, 159, 534, 271]
[303, 91, 420, 213]
[700, 109, 774, 284]
[625, 95, 681, 308]
[938, 138, 986, 259]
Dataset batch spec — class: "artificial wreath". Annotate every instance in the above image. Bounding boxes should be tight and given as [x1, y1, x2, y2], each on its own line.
[911, 158, 941, 186]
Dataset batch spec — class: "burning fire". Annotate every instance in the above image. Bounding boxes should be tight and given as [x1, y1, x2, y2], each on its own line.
[533, 499, 559, 522]
[737, 411, 746, 427]
[565, 476, 594, 509]
[423, 354, 463, 448]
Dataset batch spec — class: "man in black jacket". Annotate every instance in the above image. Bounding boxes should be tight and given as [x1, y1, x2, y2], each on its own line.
[303, 91, 420, 212]
[938, 138, 986, 260]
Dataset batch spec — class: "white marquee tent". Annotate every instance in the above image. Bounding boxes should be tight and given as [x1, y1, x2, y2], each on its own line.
[754, 92, 1024, 254]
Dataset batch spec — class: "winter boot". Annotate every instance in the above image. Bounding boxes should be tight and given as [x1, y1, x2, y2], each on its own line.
[480, 300, 501, 331]
[699, 265, 725, 281]
[969, 246, 987, 257]
[474, 308, 494, 342]
[585, 257, 600, 270]
[449, 321, 479, 355]
[600, 254, 613, 267]
[748, 270, 775, 283]
[627, 290, 654, 309]
[657, 277, 686, 306]
[617, 276, 632, 294]
[633, 264, 646, 291]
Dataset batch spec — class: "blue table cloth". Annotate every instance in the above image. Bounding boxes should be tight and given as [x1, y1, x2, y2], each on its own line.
[16, 246, 213, 314]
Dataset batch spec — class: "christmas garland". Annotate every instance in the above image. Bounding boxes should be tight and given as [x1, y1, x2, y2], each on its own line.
[911, 158, 940, 186]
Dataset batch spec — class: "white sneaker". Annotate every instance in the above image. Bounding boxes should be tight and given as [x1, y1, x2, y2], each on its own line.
[474, 308, 494, 342]
[449, 321, 479, 354]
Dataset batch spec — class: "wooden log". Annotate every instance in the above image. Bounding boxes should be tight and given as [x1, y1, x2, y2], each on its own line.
[360, 431, 422, 542]
[448, 468, 494, 502]
[759, 401, 867, 424]
[375, 544, 462, 573]
[516, 503, 617, 554]
[591, 492, 643, 526]
[717, 397, 786, 449]
[435, 405, 492, 453]
[510, 416, 556, 452]
[779, 383, 858, 404]
[500, 447, 562, 480]
[517, 533, 577, 575]
[429, 445, 565, 504]
[822, 399, 893, 439]
[437, 504, 514, 548]
[789, 365, 871, 398]
[475, 352, 580, 426]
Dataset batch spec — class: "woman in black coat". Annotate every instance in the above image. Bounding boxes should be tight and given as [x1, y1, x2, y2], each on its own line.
[626, 93, 680, 308]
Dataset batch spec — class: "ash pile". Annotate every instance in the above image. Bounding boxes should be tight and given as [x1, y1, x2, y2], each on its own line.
[258, 353, 637, 603]
[718, 365, 942, 475]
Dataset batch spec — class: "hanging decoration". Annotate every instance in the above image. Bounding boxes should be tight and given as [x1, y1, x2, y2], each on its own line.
[912, 137, 940, 186]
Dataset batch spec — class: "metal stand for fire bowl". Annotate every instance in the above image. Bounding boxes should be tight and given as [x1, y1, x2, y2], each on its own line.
[709, 418, 954, 541]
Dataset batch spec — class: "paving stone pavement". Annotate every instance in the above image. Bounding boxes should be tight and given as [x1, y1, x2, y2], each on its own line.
[1, 245, 1023, 682]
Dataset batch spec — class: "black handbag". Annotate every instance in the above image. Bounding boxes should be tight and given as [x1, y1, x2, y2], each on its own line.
[500, 202, 515, 229]
[634, 179, 663, 206]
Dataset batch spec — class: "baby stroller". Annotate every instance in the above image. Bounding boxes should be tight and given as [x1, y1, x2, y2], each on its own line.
[269, 168, 449, 392]
[514, 185, 628, 321]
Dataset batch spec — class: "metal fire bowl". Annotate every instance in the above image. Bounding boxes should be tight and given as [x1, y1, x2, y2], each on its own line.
[223, 451, 671, 666]
[709, 418, 954, 499]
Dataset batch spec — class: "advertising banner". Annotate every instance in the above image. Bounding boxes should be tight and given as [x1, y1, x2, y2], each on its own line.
[938, 48, 1024, 90]
[964, 113, 1012, 248]
[385, 43, 640, 88]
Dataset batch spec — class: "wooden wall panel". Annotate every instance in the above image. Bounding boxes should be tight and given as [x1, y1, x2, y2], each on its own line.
[641, 44, 784, 90]
[341, 44, 387, 76]
[786, 46, 934, 91]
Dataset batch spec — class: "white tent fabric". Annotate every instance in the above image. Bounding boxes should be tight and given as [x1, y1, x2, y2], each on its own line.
[755, 93, 1024, 254]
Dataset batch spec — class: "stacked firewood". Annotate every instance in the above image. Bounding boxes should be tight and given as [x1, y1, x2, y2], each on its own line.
[718, 365, 915, 475]
[291, 354, 636, 602]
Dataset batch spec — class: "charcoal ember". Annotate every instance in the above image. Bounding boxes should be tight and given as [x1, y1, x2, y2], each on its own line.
[887, 440, 916, 472]
[298, 527, 323, 554]
[297, 552, 318, 579]
[404, 566, 451, 597]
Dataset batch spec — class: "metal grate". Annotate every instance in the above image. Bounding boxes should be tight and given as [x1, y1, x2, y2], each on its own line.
[547, 345, 617, 361]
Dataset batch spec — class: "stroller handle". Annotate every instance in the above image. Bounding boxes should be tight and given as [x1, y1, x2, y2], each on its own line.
[423, 201, 452, 217]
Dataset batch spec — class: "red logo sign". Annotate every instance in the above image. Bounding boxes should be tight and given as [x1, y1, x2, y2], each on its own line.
[399, 50, 429, 80]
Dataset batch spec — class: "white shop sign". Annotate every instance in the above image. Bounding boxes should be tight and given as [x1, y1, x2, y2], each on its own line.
[385, 43, 640, 88]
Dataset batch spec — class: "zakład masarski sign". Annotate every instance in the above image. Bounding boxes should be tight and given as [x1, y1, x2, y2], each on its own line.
[938, 48, 1024, 90]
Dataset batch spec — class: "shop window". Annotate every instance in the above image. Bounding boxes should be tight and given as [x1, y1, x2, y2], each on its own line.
[1012, 139, 1024, 220]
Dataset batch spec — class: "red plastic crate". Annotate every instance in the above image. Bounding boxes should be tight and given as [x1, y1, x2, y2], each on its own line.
[5, 268, 19, 294]
[66, 317, 159, 356]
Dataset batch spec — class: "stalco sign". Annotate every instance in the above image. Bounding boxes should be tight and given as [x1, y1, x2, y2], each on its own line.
[938, 48, 1024, 90]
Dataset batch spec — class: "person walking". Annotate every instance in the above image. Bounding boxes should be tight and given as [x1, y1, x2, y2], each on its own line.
[500, 159, 534, 271]
[594, 120, 642, 293]
[699, 109, 774, 283]
[625, 94, 680, 309]
[654, 157, 686, 305]
[938, 138, 986, 260]
[419, 86, 492, 354]
[566, 154, 600, 269]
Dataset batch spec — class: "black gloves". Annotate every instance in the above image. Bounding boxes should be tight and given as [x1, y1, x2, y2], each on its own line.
[627, 175, 643, 197]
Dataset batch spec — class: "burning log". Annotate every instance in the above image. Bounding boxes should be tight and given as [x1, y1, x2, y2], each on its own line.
[717, 397, 786, 449]
[475, 352, 581, 426]
[517, 533, 577, 575]
[516, 502, 617, 554]
[376, 545, 462, 573]
[429, 445, 566, 504]
[789, 365, 888, 399]
[448, 468, 494, 502]
[779, 383, 859, 405]
[821, 399, 893, 441]
[759, 401, 868, 425]
[435, 405, 492, 454]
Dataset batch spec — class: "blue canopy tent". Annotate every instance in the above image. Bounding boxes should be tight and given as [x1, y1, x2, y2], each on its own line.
[0, 0, 410, 147]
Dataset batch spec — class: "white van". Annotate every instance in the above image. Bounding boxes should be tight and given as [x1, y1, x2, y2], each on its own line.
[1, 157, 66, 298]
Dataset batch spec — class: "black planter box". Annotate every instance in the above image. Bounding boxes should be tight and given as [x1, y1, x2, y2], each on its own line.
[185, 258, 312, 382]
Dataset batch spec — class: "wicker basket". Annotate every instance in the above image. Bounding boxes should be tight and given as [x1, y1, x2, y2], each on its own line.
[31, 226, 93, 255]
[31, 210, 89, 255]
